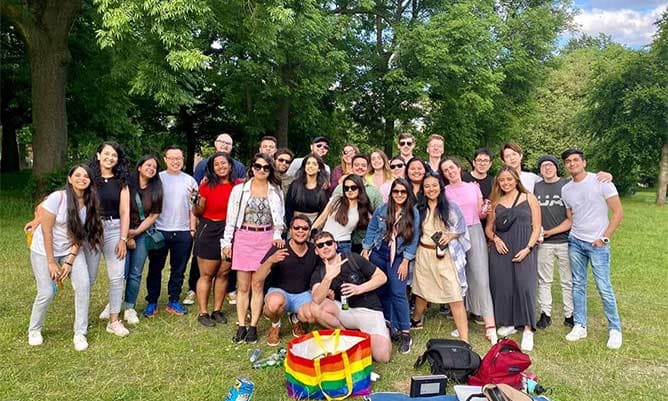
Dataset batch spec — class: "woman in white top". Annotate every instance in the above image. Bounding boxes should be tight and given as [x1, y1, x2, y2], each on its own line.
[27, 165, 104, 351]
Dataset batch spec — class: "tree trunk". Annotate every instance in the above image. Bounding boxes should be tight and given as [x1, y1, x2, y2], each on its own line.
[274, 96, 290, 148]
[1, 123, 21, 172]
[383, 118, 394, 157]
[657, 142, 668, 206]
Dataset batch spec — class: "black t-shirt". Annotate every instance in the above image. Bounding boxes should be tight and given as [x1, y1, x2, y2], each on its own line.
[262, 242, 319, 294]
[534, 178, 569, 243]
[97, 177, 122, 219]
[129, 184, 163, 229]
[309, 252, 383, 311]
[462, 171, 494, 200]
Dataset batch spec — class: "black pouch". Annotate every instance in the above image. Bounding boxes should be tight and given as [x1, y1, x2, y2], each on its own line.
[414, 339, 481, 383]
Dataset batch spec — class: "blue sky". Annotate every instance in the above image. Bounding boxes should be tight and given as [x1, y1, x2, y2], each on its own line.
[571, 0, 667, 47]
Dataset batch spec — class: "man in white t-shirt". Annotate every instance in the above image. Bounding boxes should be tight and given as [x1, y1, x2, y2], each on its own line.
[145, 146, 198, 318]
[560, 148, 624, 349]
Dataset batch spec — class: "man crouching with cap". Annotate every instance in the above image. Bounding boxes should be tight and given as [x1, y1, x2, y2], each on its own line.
[309, 231, 392, 362]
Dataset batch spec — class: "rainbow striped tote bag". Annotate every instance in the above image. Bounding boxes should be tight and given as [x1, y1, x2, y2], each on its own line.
[284, 329, 373, 400]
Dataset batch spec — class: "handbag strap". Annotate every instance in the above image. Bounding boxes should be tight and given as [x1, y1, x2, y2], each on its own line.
[134, 192, 146, 221]
[314, 349, 353, 401]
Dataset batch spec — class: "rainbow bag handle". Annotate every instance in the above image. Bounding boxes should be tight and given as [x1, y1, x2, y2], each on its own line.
[312, 330, 353, 401]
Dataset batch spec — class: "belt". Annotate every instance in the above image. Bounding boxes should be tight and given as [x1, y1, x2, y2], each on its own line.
[101, 216, 119, 221]
[240, 224, 273, 232]
[419, 241, 437, 250]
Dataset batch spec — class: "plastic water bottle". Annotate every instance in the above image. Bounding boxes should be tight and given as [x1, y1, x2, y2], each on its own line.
[249, 348, 261, 363]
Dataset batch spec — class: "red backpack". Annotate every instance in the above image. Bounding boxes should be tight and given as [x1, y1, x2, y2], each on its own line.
[468, 338, 531, 389]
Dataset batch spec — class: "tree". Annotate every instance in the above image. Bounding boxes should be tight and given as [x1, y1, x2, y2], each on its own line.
[1, 0, 82, 180]
[652, 11, 668, 205]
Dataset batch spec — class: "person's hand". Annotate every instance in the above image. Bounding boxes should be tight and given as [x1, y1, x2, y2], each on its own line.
[397, 259, 409, 281]
[59, 262, 72, 280]
[592, 239, 606, 248]
[270, 248, 289, 264]
[341, 283, 362, 297]
[360, 249, 370, 260]
[47, 261, 61, 281]
[324, 257, 347, 280]
[493, 236, 509, 255]
[439, 232, 455, 246]
[273, 239, 285, 248]
[115, 240, 127, 259]
[24, 222, 35, 234]
[512, 247, 531, 263]
[326, 289, 335, 300]
[128, 229, 138, 239]
[595, 171, 613, 183]
[126, 238, 137, 249]
[222, 247, 232, 260]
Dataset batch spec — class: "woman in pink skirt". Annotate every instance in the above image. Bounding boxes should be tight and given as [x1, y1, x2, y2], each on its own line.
[221, 153, 285, 344]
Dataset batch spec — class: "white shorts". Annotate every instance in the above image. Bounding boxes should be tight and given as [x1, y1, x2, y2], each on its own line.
[335, 302, 390, 339]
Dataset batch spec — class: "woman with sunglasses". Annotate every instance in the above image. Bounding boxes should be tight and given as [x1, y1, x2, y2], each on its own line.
[362, 178, 420, 354]
[285, 153, 329, 225]
[330, 144, 359, 192]
[411, 173, 471, 341]
[222, 153, 285, 344]
[28, 165, 104, 351]
[380, 156, 406, 202]
[440, 157, 498, 344]
[312, 174, 374, 254]
[367, 149, 392, 190]
[122, 155, 163, 325]
[87, 141, 132, 337]
[192, 152, 239, 327]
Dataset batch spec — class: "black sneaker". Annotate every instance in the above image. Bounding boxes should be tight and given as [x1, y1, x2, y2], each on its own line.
[536, 312, 551, 329]
[564, 315, 574, 328]
[398, 333, 412, 354]
[245, 326, 258, 344]
[211, 310, 227, 324]
[439, 304, 453, 319]
[390, 327, 401, 342]
[198, 313, 216, 327]
[234, 326, 247, 343]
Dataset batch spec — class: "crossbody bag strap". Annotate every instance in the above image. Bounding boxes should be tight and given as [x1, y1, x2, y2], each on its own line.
[134, 192, 146, 221]
[511, 190, 522, 208]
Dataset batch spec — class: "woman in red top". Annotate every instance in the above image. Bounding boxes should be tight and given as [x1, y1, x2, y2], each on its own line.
[192, 152, 237, 327]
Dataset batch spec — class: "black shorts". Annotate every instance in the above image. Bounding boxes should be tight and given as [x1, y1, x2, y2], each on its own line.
[194, 218, 226, 260]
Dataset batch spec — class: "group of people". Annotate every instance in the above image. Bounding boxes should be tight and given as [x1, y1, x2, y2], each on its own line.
[25, 132, 624, 361]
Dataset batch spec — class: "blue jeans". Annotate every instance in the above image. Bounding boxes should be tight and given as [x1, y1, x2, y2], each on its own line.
[124, 232, 148, 309]
[146, 230, 193, 304]
[370, 241, 410, 331]
[568, 237, 621, 331]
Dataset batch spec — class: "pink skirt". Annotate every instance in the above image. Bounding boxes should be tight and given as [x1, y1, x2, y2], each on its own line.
[231, 228, 274, 272]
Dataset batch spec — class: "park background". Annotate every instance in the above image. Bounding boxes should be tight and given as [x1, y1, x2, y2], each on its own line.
[1, 0, 667, 400]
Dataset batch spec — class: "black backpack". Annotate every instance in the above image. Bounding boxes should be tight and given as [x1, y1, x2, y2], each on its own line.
[414, 339, 481, 383]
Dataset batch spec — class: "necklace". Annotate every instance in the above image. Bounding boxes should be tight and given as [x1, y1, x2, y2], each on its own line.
[101, 175, 114, 183]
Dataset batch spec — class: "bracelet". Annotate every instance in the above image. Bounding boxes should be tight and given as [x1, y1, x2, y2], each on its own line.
[63, 261, 72, 266]
[121, 237, 128, 242]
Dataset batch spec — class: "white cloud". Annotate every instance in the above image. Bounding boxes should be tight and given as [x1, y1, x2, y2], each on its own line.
[574, 4, 667, 47]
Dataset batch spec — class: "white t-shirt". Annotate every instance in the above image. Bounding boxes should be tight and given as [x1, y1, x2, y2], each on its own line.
[520, 171, 541, 193]
[562, 172, 618, 243]
[323, 204, 359, 242]
[285, 156, 331, 178]
[155, 171, 197, 231]
[31, 191, 86, 257]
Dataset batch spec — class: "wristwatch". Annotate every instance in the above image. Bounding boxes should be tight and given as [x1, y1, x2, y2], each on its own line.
[601, 237, 610, 244]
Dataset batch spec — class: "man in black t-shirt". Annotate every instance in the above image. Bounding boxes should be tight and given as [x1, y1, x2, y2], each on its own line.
[256, 215, 318, 346]
[462, 147, 494, 200]
[309, 231, 391, 363]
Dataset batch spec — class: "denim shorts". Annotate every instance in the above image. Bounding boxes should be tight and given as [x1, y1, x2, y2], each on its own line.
[266, 288, 312, 313]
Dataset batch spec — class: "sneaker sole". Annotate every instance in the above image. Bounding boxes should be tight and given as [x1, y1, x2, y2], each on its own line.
[267, 339, 280, 346]
[245, 338, 258, 344]
[143, 311, 157, 318]
[182, 300, 195, 305]
[166, 307, 186, 316]
[106, 327, 129, 337]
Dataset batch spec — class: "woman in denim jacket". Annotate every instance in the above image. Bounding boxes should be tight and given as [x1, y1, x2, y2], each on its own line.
[362, 178, 420, 354]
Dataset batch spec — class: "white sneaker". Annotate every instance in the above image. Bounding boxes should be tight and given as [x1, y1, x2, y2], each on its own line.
[565, 324, 587, 342]
[106, 320, 130, 337]
[73, 334, 88, 351]
[183, 290, 196, 305]
[99, 303, 110, 320]
[227, 291, 237, 305]
[521, 330, 534, 352]
[450, 329, 459, 338]
[486, 328, 498, 345]
[124, 308, 140, 325]
[607, 329, 622, 349]
[28, 330, 43, 346]
[497, 326, 517, 336]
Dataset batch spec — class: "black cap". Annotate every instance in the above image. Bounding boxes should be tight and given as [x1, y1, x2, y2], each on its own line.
[312, 136, 330, 145]
[561, 148, 584, 160]
[537, 155, 559, 170]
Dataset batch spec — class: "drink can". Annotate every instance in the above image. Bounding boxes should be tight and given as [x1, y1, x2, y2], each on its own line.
[224, 377, 254, 401]
[482, 199, 491, 214]
[26, 228, 33, 247]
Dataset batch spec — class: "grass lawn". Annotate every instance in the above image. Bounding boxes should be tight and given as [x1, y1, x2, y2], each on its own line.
[1, 171, 666, 401]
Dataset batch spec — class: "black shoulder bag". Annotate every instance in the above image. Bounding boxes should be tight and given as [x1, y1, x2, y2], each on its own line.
[414, 339, 481, 383]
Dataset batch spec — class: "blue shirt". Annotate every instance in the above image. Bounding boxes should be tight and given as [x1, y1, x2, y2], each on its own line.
[194, 157, 246, 184]
[362, 203, 421, 260]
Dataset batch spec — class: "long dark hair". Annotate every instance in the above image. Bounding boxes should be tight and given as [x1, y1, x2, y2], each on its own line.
[385, 178, 416, 243]
[65, 164, 104, 251]
[289, 153, 328, 208]
[88, 141, 131, 188]
[419, 172, 451, 229]
[131, 155, 163, 208]
[247, 153, 281, 186]
[206, 151, 236, 188]
[332, 174, 373, 229]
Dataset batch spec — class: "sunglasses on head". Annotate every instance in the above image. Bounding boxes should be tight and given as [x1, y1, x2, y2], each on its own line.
[343, 185, 359, 192]
[252, 163, 271, 172]
[315, 143, 330, 150]
[276, 157, 292, 164]
[291, 225, 310, 231]
[315, 240, 334, 249]
[399, 140, 413, 147]
[392, 189, 408, 195]
[390, 162, 405, 169]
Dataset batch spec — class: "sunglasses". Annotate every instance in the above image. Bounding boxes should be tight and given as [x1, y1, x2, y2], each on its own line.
[252, 163, 271, 172]
[343, 185, 359, 192]
[399, 140, 413, 147]
[291, 225, 310, 231]
[315, 240, 334, 249]
[392, 189, 408, 195]
[390, 163, 405, 169]
[276, 158, 292, 164]
[315, 143, 330, 150]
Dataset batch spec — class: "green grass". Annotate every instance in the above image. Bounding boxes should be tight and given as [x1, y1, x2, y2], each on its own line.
[1, 172, 667, 401]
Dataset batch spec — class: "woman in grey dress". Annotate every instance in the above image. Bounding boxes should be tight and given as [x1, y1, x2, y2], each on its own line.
[485, 167, 541, 352]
